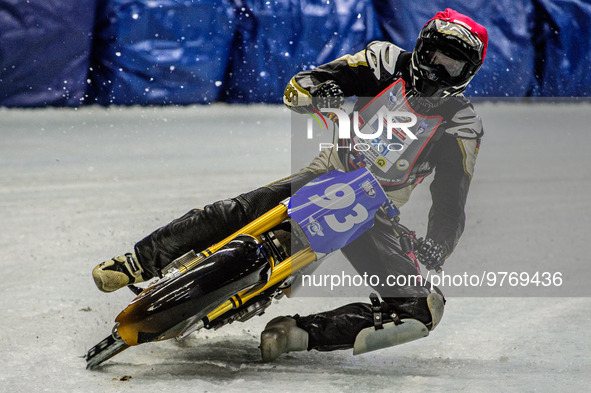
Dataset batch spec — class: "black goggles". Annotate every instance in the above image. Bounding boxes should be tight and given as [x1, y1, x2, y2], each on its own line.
[416, 43, 478, 84]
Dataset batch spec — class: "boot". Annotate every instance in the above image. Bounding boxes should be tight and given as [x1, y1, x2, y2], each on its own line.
[92, 253, 145, 292]
[260, 316, 309, 362]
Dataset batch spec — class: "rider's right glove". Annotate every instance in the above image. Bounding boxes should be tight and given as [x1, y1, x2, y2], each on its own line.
[415, 237, 448, 272]
[312, 80, 345, 111]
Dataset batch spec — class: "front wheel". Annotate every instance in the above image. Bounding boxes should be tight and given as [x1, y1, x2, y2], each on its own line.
[115, 235, 272, 346]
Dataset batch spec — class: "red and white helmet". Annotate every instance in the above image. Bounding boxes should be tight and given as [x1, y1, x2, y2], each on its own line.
[411, 9, 488, 97]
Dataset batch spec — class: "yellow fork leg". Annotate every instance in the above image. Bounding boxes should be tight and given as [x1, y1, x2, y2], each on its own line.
[206, 247, 317, 323]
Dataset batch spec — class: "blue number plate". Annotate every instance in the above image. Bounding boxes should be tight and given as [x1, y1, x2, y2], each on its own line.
[288, 168, 387, 253]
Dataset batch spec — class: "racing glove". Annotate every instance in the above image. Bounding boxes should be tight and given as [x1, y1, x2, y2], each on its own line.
[312, 80, 345, 110]
[416, 237, 448, 272]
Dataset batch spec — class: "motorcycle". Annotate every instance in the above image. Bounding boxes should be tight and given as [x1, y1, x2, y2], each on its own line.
[85, 166, 426, 369]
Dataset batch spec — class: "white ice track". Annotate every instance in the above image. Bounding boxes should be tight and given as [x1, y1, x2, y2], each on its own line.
[1, 103, 589, 392]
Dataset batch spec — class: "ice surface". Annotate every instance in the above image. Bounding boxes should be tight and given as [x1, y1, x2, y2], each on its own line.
[0, 103, 589, 392]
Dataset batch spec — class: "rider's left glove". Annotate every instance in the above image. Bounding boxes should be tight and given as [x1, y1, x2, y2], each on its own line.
[416, 237, 448, 272]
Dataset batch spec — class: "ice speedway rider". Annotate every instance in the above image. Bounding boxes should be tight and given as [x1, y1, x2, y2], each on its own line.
[92, 9, 488, 361]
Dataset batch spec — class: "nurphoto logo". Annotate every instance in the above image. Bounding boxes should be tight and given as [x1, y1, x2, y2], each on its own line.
[307, 108, 418, 140]
[307, 107, 418, 152]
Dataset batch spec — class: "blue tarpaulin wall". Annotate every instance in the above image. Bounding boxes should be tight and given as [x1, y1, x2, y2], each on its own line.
[531, 0, 591, 96]
[0, 0, 96, 107]
[373, 0, 538, 97]
[220, 0, 383, 103]
[88, 0, 237, 105]
[0, 0, 590, 107]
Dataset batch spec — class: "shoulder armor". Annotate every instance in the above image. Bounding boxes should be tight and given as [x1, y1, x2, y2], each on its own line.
[444, 100, 483, 139]
[365, 41, 404, 82]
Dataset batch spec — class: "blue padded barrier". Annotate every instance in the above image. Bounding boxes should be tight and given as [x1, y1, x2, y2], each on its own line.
[221, 0, 383, 103]
[1, 0, 591, 107]
[88, 0, 237, 105]
[0, 0, 96, 107]
[372, 0, 539, 97]
[531, 0, 591, 96]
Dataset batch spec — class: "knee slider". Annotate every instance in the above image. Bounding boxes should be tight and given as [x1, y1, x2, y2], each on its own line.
[352, 293, 444, 355]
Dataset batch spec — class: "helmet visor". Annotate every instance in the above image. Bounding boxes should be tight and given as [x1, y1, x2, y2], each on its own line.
[427, 50, 467, 78]
[415, 40, 477, 86]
